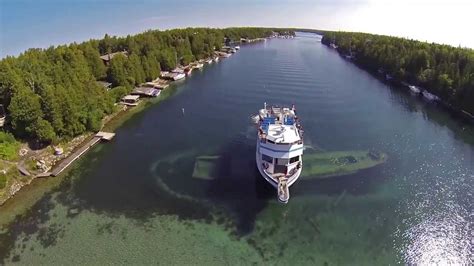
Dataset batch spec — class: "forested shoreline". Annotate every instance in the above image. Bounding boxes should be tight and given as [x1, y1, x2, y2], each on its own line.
[1, 27, 472, 148]
[321, 31, 474, 115]
[0, 27, 292, 145]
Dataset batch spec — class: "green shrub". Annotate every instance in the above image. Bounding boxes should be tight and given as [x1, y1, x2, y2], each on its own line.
[0, 173, 6, 189]
[0, 132, 20, 161]
[108, 86, 131, 103]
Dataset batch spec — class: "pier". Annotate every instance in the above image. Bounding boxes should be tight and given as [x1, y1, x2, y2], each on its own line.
[50, 132, 115, 177]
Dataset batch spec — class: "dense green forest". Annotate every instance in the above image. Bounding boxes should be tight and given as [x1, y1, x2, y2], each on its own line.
[321, 32, 474, 114]
[0, 27, 290, 144]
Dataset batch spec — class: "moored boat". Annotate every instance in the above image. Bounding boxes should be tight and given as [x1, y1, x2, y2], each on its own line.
[161, 71, 185, 81]
[255, 103, 303, 203]
[173, 73, 186, 80]
[408, 85, 421, 94]
[184, 67, 193, 76]
[422, 90, 439, 101]
[192, 63, 204, 70]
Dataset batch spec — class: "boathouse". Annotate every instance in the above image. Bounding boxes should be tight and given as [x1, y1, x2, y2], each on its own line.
[131, 86, 161, 97]
[120, 95, 140, 106]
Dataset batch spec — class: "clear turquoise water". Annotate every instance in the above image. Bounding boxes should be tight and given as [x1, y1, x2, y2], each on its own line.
[1, 33, 472, 265]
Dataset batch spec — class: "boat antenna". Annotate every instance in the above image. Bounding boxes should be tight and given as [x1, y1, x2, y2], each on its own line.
[264, 102, 267, 110]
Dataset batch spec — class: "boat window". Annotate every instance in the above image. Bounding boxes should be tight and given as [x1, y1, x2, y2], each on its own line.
[276, 158, 289, 165]
[289, 156, 299, 164]
[262, 154, 273, 163]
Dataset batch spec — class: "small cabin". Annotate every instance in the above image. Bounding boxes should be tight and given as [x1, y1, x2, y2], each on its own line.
[120, 95, 140, 106]
[99, 51, 128, 65]
[97, 81, 112, 91]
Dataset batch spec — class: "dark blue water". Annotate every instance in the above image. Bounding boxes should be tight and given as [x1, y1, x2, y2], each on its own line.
[1, 33, 472, 264]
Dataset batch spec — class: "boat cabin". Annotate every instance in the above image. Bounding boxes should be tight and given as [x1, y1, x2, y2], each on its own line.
[257, 105, 303, 179]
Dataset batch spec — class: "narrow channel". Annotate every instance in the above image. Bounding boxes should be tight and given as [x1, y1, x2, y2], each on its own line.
[1, 33, 472, 264]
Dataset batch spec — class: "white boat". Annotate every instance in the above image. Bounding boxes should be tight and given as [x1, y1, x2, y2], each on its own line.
[408, 85, 421, 94]
[161, 71, 185, 81]
[213, 56, 219, 63]
[175, 73, 186, 80]
[234, 46, 240, 50]
[206, 59, 213, 64]
[422, 90, 439, 101]
[192, 63, 204, 69]
[255, 103, 304, 203]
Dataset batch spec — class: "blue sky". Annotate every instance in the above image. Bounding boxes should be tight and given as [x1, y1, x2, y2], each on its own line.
[1, 0, 473, 57]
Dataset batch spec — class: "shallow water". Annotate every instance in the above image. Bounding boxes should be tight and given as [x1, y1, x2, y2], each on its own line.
[1, 33, 473, 265]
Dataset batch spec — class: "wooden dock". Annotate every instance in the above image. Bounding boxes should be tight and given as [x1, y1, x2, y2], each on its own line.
[50, 137, 101, 176]
[50, 132, 115, 177]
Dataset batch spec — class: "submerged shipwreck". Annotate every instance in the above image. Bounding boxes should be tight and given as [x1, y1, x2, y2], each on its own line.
[153, 148, 387, 205]
[151, 104, 387, 204]
[192, 150, 387, 181]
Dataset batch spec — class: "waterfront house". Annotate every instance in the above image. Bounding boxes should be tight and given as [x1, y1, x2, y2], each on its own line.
[120, 95, 140, 106]
[161, 71, 185, 81]
[99, 51, 128, 65]
[131, 86, 161, 97]
[171, 67, 185, 74]
[145, 79, 169, 90]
